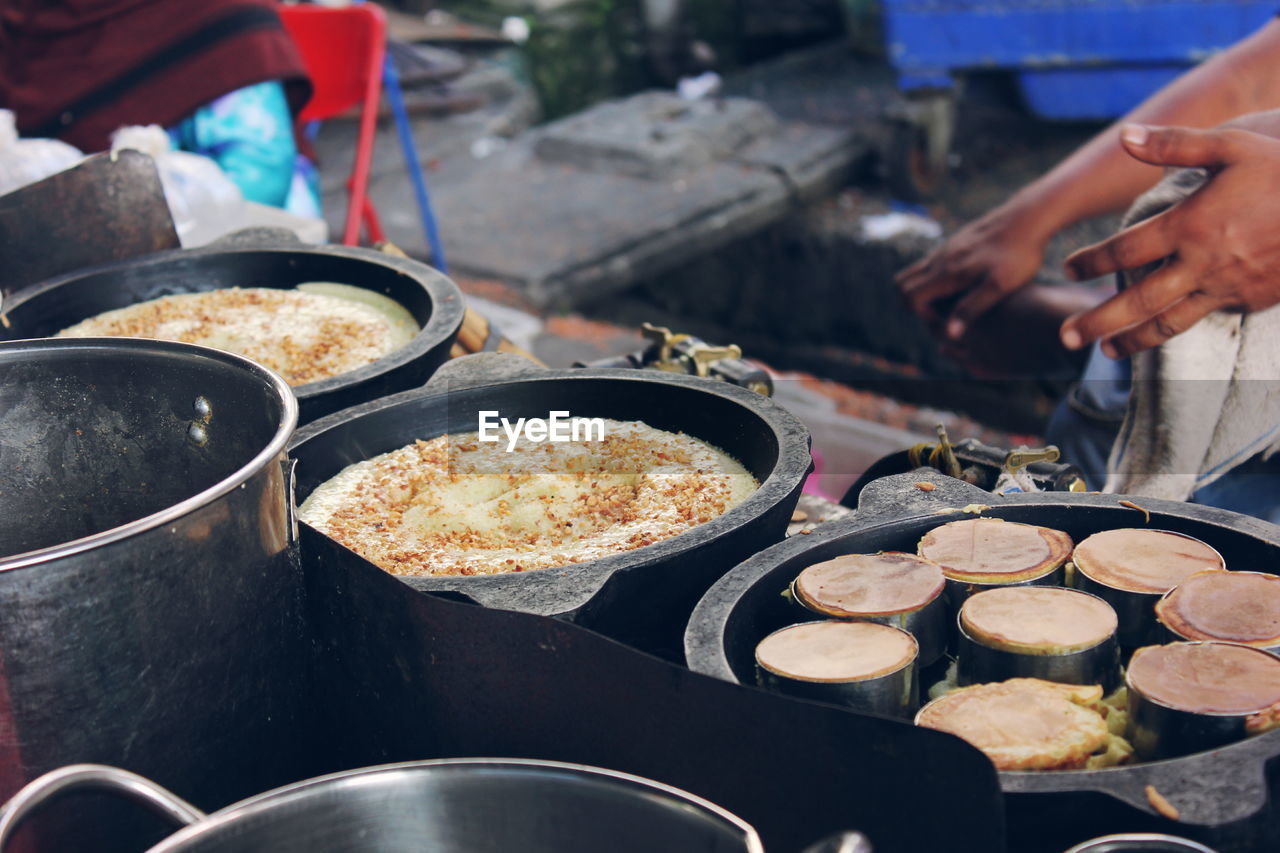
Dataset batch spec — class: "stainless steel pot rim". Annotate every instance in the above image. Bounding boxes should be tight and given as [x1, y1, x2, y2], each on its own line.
[1063, 832, 1219, 852]
[148, 758, 766, 853]
[1124, 640, 1280, 718]
[1075, 529, 1226, 593]
[0, 336, 298, 573]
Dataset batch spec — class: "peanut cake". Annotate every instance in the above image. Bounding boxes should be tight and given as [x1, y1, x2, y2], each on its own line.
[297, 421, 759, 577]
[56, 282, 418, 386]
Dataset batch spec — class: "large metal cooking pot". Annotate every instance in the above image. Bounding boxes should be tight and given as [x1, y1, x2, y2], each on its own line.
[0, 338, 317, 853]
[685, 473, 1280, 853]
[289, 353, 813, 660]
[0, 239, 466, 423]
[0, 761, 871, 853]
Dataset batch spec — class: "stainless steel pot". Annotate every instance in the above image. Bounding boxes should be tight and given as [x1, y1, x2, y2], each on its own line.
[0, 338, 314, 853]
[0, 761, 872, 853]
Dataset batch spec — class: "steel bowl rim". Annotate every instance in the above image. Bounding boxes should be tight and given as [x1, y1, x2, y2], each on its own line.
[148, 757, 766, 853]
[1062, 831, 1219, 852]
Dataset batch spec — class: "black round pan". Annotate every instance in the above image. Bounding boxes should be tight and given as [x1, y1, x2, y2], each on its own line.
[0, 240, 465, 424]
[289, 354, 813, 661]
[685, 472, 1280, 853]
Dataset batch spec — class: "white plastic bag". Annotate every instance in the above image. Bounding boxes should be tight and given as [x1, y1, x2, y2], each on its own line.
[111, 125, 244, 246]
[0, 110, 83, 196]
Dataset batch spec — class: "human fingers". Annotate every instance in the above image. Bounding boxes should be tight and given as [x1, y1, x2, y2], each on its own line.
[1098, 291, 1222, 358]
[1059, 262, 1193, 350]
[898, 260, 974, 321]
[945, 278, 1007, 340]
[894, 250, 935, 283]
[1117, 123, 1256, 169]
[1064, 212, 1178, 282]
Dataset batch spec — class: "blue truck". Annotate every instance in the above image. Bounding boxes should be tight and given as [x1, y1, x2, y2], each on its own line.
[881, 0, 1277, 197]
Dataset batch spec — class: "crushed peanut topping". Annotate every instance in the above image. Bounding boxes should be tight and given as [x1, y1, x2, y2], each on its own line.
[56, 284, 418, 386]
[298, 421, 759, 577]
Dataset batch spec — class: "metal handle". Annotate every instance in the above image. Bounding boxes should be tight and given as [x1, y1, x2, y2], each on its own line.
[0, 764, 205, 851]
[1004, 446, 1061, 472]
[800, 831, 875, 853]
[282, 457, 300, 545]
[686, 343, 743, 378]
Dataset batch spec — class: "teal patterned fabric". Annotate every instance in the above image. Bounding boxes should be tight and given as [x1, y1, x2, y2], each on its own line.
[169, 80, 321, 217]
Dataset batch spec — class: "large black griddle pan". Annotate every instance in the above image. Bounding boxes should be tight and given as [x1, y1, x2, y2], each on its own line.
[0, 234, 465, 424]
[686, 472, 1280, 853]
[300, 529, 1006, 853]
[290, 354, 813, 659]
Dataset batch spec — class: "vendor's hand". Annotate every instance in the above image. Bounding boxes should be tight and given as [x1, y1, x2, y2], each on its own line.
[938, 283, 1106, 378]
[895, 202, 1052, 341]
[1061, 124, 1280, 358]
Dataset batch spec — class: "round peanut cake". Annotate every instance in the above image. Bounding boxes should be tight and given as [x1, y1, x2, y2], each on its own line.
[57, 282, 418, 386]
[298, 421, 759, 577]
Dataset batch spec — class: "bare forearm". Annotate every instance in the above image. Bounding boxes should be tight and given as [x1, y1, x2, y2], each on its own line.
[1009, 19, 1280, 239]
[896, 19, 1280, 335]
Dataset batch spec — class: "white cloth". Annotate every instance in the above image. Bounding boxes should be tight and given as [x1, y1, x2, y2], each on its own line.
[1105, 168, 1280, 500]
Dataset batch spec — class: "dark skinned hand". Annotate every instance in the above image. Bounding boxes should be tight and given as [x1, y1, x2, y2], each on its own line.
[894, 201, 1052, 341]
[1061, 123, 1280, 358]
